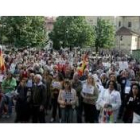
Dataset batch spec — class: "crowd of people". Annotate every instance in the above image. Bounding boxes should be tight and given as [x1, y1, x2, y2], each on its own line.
[0, 47, 140, 123]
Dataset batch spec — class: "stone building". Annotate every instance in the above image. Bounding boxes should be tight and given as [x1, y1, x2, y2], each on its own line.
[45, 17, 56, 32]
[85, 16, 140, 51]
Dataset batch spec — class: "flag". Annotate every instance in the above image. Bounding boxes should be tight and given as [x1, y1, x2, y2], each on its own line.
[77, 53, 89, 76]
[0, 47, 6, 72]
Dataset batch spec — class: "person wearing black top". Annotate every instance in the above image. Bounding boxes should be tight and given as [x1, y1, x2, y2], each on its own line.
[123, 83, 140, 123]
[15, 79, 30, 122]
[71, 74, 83, 123]
[31, 74, 46, 123]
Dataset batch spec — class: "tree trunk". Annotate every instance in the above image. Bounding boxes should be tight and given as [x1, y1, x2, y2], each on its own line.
[70, 46, 72, 51]
[96, 46, 98, 54]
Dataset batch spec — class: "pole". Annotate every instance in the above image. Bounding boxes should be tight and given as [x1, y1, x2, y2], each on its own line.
[119, 36, 120, 50]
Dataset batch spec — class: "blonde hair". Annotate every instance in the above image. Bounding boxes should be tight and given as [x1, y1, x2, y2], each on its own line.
[87, 74, 95, 86]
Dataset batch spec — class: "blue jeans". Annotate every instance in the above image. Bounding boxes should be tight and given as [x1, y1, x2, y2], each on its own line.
[5, 95, 13, 116]
[61, 107, 73, 123]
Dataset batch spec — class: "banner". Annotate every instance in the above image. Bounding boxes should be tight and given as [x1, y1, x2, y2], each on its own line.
[0, 47, 6, 72]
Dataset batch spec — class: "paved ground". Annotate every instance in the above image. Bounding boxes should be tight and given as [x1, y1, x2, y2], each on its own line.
[0, 107, 79, 123]
[0, 106, 123, 123]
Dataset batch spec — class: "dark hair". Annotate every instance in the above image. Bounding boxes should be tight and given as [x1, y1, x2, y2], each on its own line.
[62, 80, 72, 91]
[58, 72, 64, 82]
[107, 80, 118, 91]
[129, 83, 140, 97]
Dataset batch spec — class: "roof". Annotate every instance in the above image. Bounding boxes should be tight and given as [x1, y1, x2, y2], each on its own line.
[116, 27, 140, 36]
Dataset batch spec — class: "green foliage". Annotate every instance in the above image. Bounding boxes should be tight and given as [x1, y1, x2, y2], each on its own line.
[0, 16, 47, 48]
[95, 18, 115, 52]
[49, 16, 95, 50]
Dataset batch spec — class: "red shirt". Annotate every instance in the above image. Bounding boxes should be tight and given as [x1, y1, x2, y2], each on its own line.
[22, 71, 28, 78]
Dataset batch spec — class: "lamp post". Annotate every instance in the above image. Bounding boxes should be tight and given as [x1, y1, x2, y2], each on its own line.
[119, 35, 123, 50]
[66, 30, 68, 46]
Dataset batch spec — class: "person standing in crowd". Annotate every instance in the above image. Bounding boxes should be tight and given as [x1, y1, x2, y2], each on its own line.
[127, 64, 135, 80]
[30, 74, 46, 123]
[42, 70, 52, 112]
[15, 79, 30, 122]
[58, 80, 77, 123]
[79, 69, 89, 83]
[108, 74, 121, 91]
[81, 74, 99, 123]
[1, 71, 17, 118]
[107, 64, 118, 77]
[71, 73, 83, 123]
[63, 66, 73, 80]
[118, 70, 131, 119]
[50, 73, 63, 122]
[97, 81, 121, 123]
[123, 83, 140, 123]
[0, 89, 5, 117]
[100, 73, 108, 88]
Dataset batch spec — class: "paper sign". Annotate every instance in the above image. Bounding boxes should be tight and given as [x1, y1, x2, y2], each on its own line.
[82, 84, 94, 95]
[133, 112, 140, 123]
[125, 86, 131, 94]
[63, 93, 74, 102]
[52, 82, 61, 89]
[0, 75, 4, 82]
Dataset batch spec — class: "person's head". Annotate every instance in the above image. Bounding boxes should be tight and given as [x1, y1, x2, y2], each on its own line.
[128, 64, 132, 69]
[107, 80, 117, 91]
[84, 69, 89, 76]
[63, 80, 71, 91]
[109, 74, 117, 82]
[34, 74, 42, 84]
[53, 65, 58, 72]
[30, 73, 35, 79]
[125, 71, 129, 78]
[87, 74, 95, 86]
[58, 73, 64, 82]
[100, 73, 107, 80]
[65, 66, 71, 74]
[20, 79, 26, 87]
[120, 70, 126, 78]
[111, 65, 115, 72]
[130, 83, 140, 96]
[7, 71, 13, 79]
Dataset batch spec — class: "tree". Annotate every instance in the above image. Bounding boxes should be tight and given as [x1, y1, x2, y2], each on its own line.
[0, 16, 47, 48]
[49, 16, 95, 50]
[95, 18, 115, 53]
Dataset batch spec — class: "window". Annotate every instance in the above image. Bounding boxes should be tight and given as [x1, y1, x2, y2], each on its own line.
[128, 22, 132, 27]
[135, 37, 137, 42]
[120, 36, 123, 41]
[119, 21, 121, 27]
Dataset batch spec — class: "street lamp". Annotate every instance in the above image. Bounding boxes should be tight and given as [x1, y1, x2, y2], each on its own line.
[119, 35, 123, 50]
[66, 30, 68, 46]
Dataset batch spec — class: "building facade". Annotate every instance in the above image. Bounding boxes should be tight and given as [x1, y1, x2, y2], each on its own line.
[45, 17, 56, 32]
[85, 16, 140, 51]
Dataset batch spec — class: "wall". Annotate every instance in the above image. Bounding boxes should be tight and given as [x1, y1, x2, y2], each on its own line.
[131, 35, 138, 50]
[115, 35, 132, 50]
[85, 16, 115, 26]
[116, 16, 140, 33]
